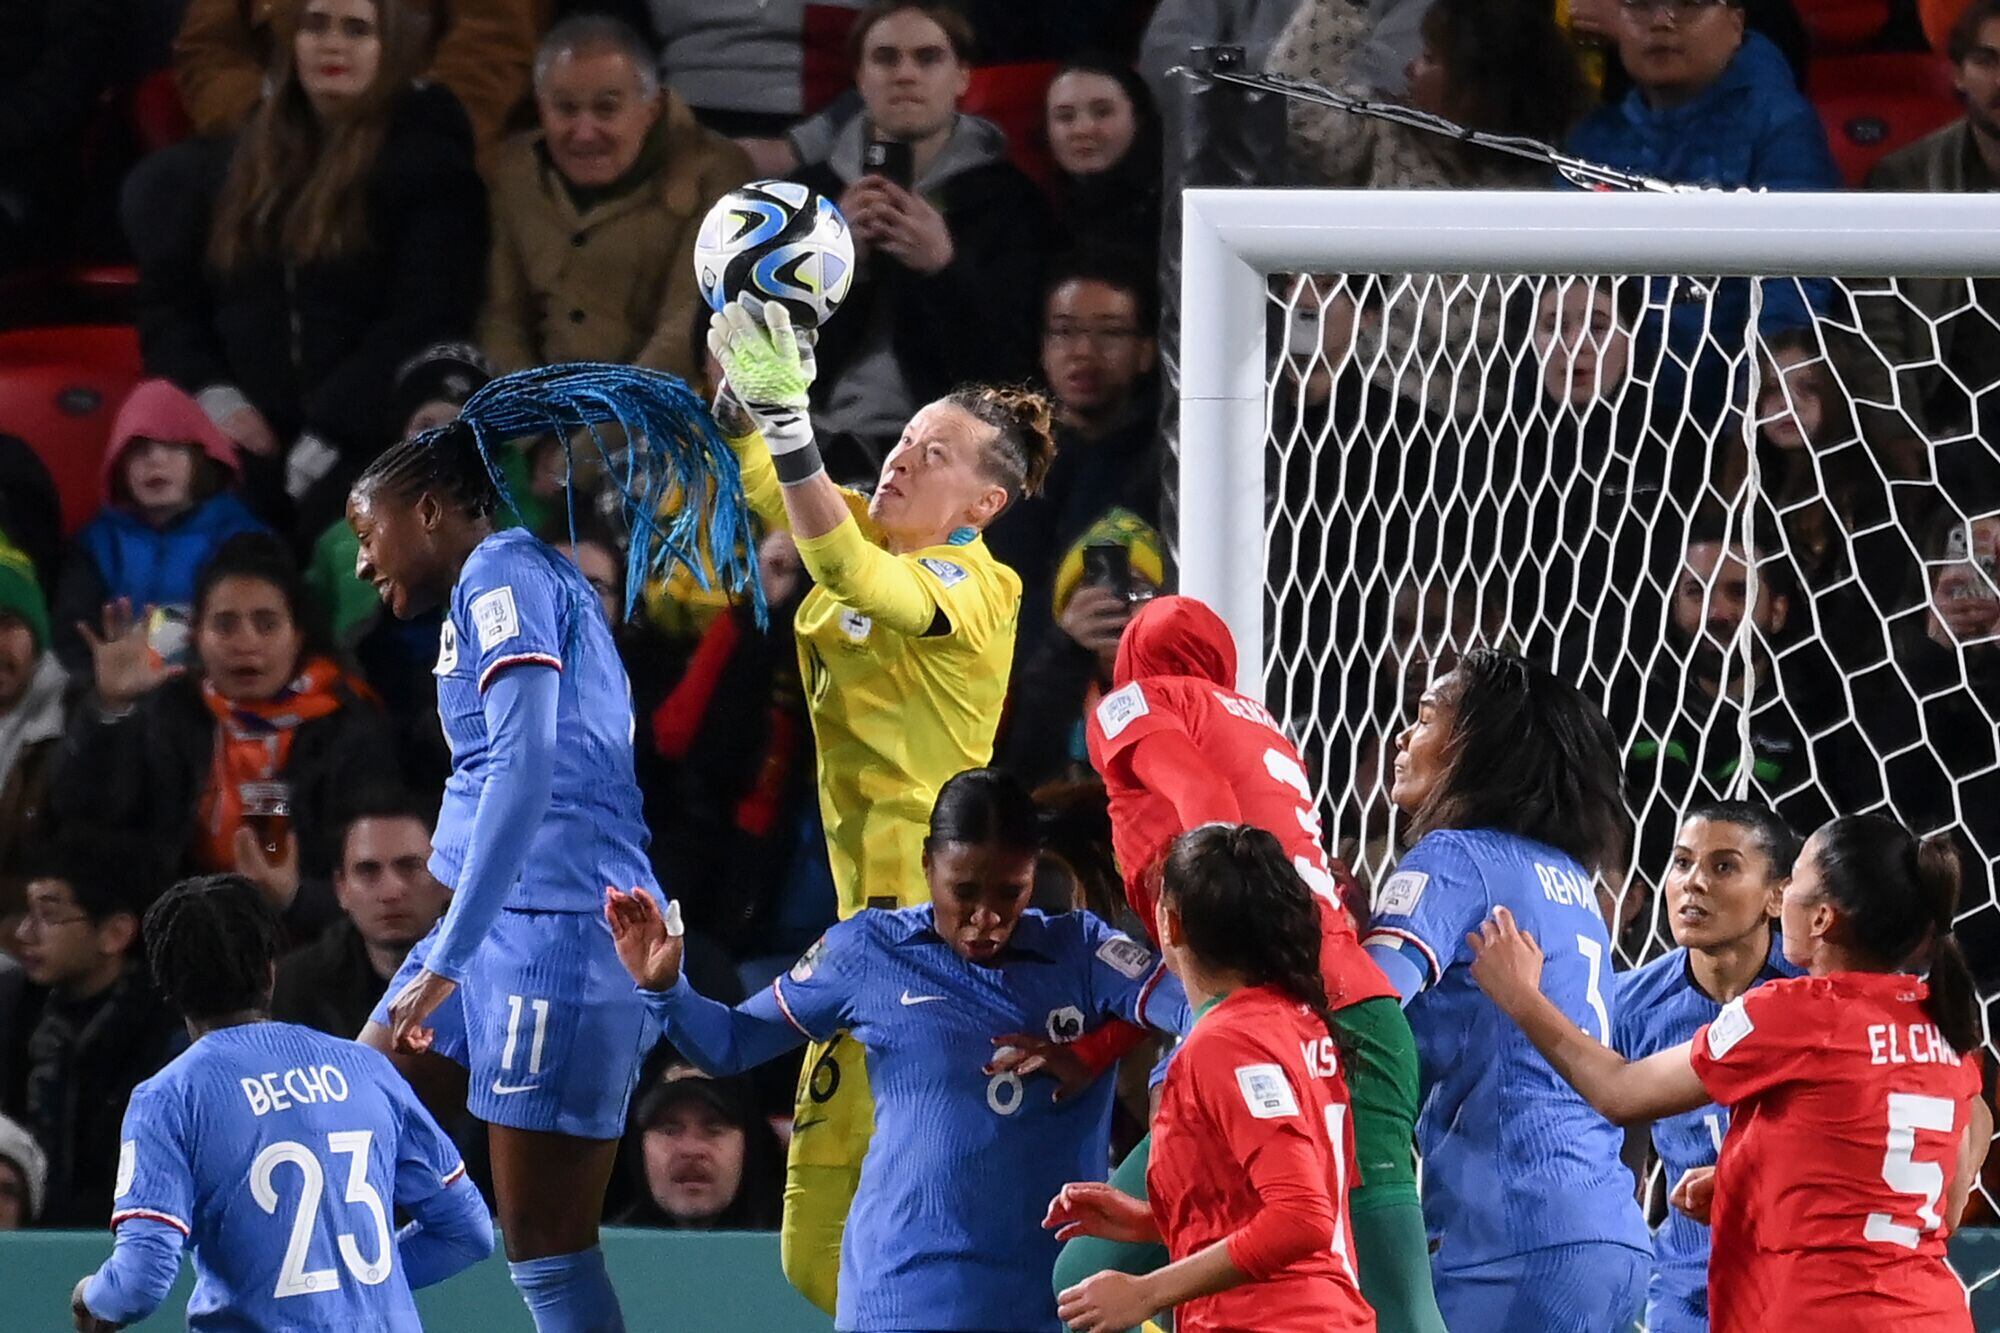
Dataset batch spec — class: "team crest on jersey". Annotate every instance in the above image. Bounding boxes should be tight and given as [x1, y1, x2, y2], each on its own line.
[791, 935, 827, 983]
[1095, 682, 1149, 739]
[917, 557, 969, 588]
[115, 1139, 135, 1197]
[471, 586, 520, 650]
[1235, 1063, 1300, 1119]
[434, 620, 459, 675]
[839, 608, 872, 642]
[1046, 1005, 1086, 1043]
[1708, 996, 1755, 1058]
[1096, 935, 1154, 980]
[1376, 871, 1429, 916]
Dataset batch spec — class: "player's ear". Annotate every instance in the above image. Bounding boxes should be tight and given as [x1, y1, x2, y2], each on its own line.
[1762, 876, 1786, 922]
[968, 484, 1008, 529]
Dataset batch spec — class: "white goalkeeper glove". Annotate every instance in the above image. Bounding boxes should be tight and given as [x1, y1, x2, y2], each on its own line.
[708, 298, 822, 482]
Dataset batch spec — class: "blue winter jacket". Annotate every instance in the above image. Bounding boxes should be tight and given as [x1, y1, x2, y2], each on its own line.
[76, 492, 269, 614]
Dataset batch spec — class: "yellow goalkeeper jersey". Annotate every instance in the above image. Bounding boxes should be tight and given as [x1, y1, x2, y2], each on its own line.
[731, 431, 1021, 916]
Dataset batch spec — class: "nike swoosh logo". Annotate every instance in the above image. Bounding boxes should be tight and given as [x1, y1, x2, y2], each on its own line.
[490, 1079, 540, 1096]
[900, 990, 947, 1006]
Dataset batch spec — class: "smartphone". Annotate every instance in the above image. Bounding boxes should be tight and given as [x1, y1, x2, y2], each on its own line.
[1082, 543, 1132, 601]
[863, 138, 915, 190]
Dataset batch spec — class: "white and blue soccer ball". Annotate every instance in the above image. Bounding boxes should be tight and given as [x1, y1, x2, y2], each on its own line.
[692, 180, 854, 330]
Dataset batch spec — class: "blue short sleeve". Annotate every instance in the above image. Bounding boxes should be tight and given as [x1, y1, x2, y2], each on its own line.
[457, 542, 568, 693]
[110, 1081, 195, 1237]
[1075, 912, 1183, 1033]
[769, 918, 867, 1042]
[1363, 832, 1488, 990]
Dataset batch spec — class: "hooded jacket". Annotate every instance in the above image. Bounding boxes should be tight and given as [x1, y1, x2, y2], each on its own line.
[1111, 595, 1235, 693]
[792, 113, 1052, 470]
[53, 380, 268, 674]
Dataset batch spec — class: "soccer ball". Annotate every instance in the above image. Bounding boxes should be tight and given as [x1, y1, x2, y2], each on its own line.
[692, 180, 855, 331]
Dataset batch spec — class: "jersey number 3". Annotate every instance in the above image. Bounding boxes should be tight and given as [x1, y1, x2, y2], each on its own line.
[1865, 1092, 1957, 1249]
[252, 1130, 394, 1299]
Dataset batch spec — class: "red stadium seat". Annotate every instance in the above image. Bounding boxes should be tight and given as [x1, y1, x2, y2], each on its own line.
[1808, 53, 1962, 187]
[961, 61, 1061, 189]
[0, 326, 145, 536]
[1793, 0, 1893, 52]
[1923, 0, 1971, 54]
[129, 69, 193, 154]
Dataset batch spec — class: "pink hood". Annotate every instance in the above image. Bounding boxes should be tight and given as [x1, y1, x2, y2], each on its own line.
[103, 379, 242, 501]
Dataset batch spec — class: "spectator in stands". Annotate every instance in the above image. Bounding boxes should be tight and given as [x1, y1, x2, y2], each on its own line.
[616, 1062, 785, 1229]
[271, 787, 447, 1039]
[1044, 59, 1163, 260]
[1273, 0, 1590, 189]
[52, 534, 396, 944]
[987, 249, 1161, 656]
[480, 17, 751, 381]
[0, 437, 61, 601]
[0, 0, 122, 272]
[0, 1111, 44, 1229]
[1860, 0, 2000, 480]
[0, 545, 68, 937]
[173, 0, 540, 151]
[51, 380, 268, 676]
[998, 510, 1167, 787]
[132, 0, 487, 532]
[793, 1, 1054, 475]
[10, 830, 182, 1226]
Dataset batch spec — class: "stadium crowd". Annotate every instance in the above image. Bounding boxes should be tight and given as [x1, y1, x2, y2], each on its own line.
[0, 0, 1997, 1328]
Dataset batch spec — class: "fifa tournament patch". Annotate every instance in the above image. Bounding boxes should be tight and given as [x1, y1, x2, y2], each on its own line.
[1097, 935, 1154, 980]
[790, 935, 827, 983]
[918, 557, 969, 588]
[1707, 996, 1754, 1058]
[434, 620, 459, 675]
[1235, 1064, 1300, 1120]
[1376, 871, 1429, 917]
[1094, 682, 1149, 739]
[840, 608, 872, 642]
[471, 586, 521, 650]
[115, 1139, 135, 1197]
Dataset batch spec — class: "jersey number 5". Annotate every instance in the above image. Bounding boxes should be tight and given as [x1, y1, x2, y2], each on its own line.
[251, 1130, 394, 1299]
[1865, 1092, 1958, 1249]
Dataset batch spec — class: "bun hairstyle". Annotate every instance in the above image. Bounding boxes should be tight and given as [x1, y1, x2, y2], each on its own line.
[1810, 815, 1981, 1058]
[1161, 824, 1342, 1046]
[925, 767, 1042, 856]
[946, 384, 1059, 507]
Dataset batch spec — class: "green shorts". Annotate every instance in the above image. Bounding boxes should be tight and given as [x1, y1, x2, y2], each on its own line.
[1332, 995, 1422, 1210]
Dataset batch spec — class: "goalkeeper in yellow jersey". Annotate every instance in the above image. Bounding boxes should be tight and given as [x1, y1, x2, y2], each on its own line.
[708, 297, 1056, 1314]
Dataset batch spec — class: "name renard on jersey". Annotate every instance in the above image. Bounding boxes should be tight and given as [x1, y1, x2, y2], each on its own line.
[1534, 862, 1595, 911]
[1867, 1022, 1963, 1067]
[239, 1064, 353, 1117]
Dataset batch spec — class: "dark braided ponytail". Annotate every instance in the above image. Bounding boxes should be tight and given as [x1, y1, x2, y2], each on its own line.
[1161, 824, 1342, 1046]
[143, 875, 282, 1022]
[352, 420, 505, 521]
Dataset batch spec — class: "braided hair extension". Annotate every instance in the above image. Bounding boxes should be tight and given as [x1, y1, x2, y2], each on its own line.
[142, 875, 282, 1021]
[353, 363, 765, 623]
[1162, 824, 1343, 1047]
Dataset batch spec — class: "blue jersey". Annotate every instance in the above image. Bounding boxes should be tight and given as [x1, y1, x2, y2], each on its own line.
[106, 1023, 469, 1332]
[653, 905, 1187, 1332]
[430, 528, 651, 913]
[1612, 937, 1798, 1329]
[1364, 828, 1649, 1270]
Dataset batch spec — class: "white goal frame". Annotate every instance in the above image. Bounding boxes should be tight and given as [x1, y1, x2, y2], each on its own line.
[1177, 186, 2000, 694]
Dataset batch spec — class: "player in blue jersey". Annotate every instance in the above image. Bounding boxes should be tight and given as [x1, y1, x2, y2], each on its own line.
[1361, 648, 1650, 1331]
[1611, 801, 1801, 1333]
[71, 875, 491, 1333]
[347, 417, 672, 1333]
[604, 768, 1191, 1333]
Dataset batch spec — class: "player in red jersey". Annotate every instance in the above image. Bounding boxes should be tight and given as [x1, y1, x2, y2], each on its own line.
[1003, 595, 1438, 1332]
[1469, 813, 1993, 1333]
[1045, 824, 1377, 1333]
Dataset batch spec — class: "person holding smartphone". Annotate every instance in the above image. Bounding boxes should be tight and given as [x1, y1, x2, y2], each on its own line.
[789, 1, 1053, 475]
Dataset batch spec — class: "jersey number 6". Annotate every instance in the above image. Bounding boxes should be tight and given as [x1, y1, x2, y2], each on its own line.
[251, 1130, 394, 1299]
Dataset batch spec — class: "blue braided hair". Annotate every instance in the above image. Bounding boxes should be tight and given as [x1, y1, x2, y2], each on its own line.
[353, 362, 764, 624]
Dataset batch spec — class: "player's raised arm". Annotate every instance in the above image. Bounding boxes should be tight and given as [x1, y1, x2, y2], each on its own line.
[1470, 906, 1709, 1123]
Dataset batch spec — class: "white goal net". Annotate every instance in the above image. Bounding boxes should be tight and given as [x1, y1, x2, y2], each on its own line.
[1176, 187, 2000, 1288]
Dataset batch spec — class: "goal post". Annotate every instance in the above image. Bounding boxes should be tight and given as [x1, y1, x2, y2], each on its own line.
[1177, 185, 2000, 1285]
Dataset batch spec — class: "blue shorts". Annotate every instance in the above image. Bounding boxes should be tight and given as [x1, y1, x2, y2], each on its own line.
[1434, 1242, 1650, 1333]
[1645, 1282, 1706, 1333]
[372, 908, 660, 1140]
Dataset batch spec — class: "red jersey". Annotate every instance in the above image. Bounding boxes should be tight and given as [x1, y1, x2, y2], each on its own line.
[1691, 972, 1982, 1333]
[1147, 986, 1376, 1333]
[1087, 672, 1398, 1008]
